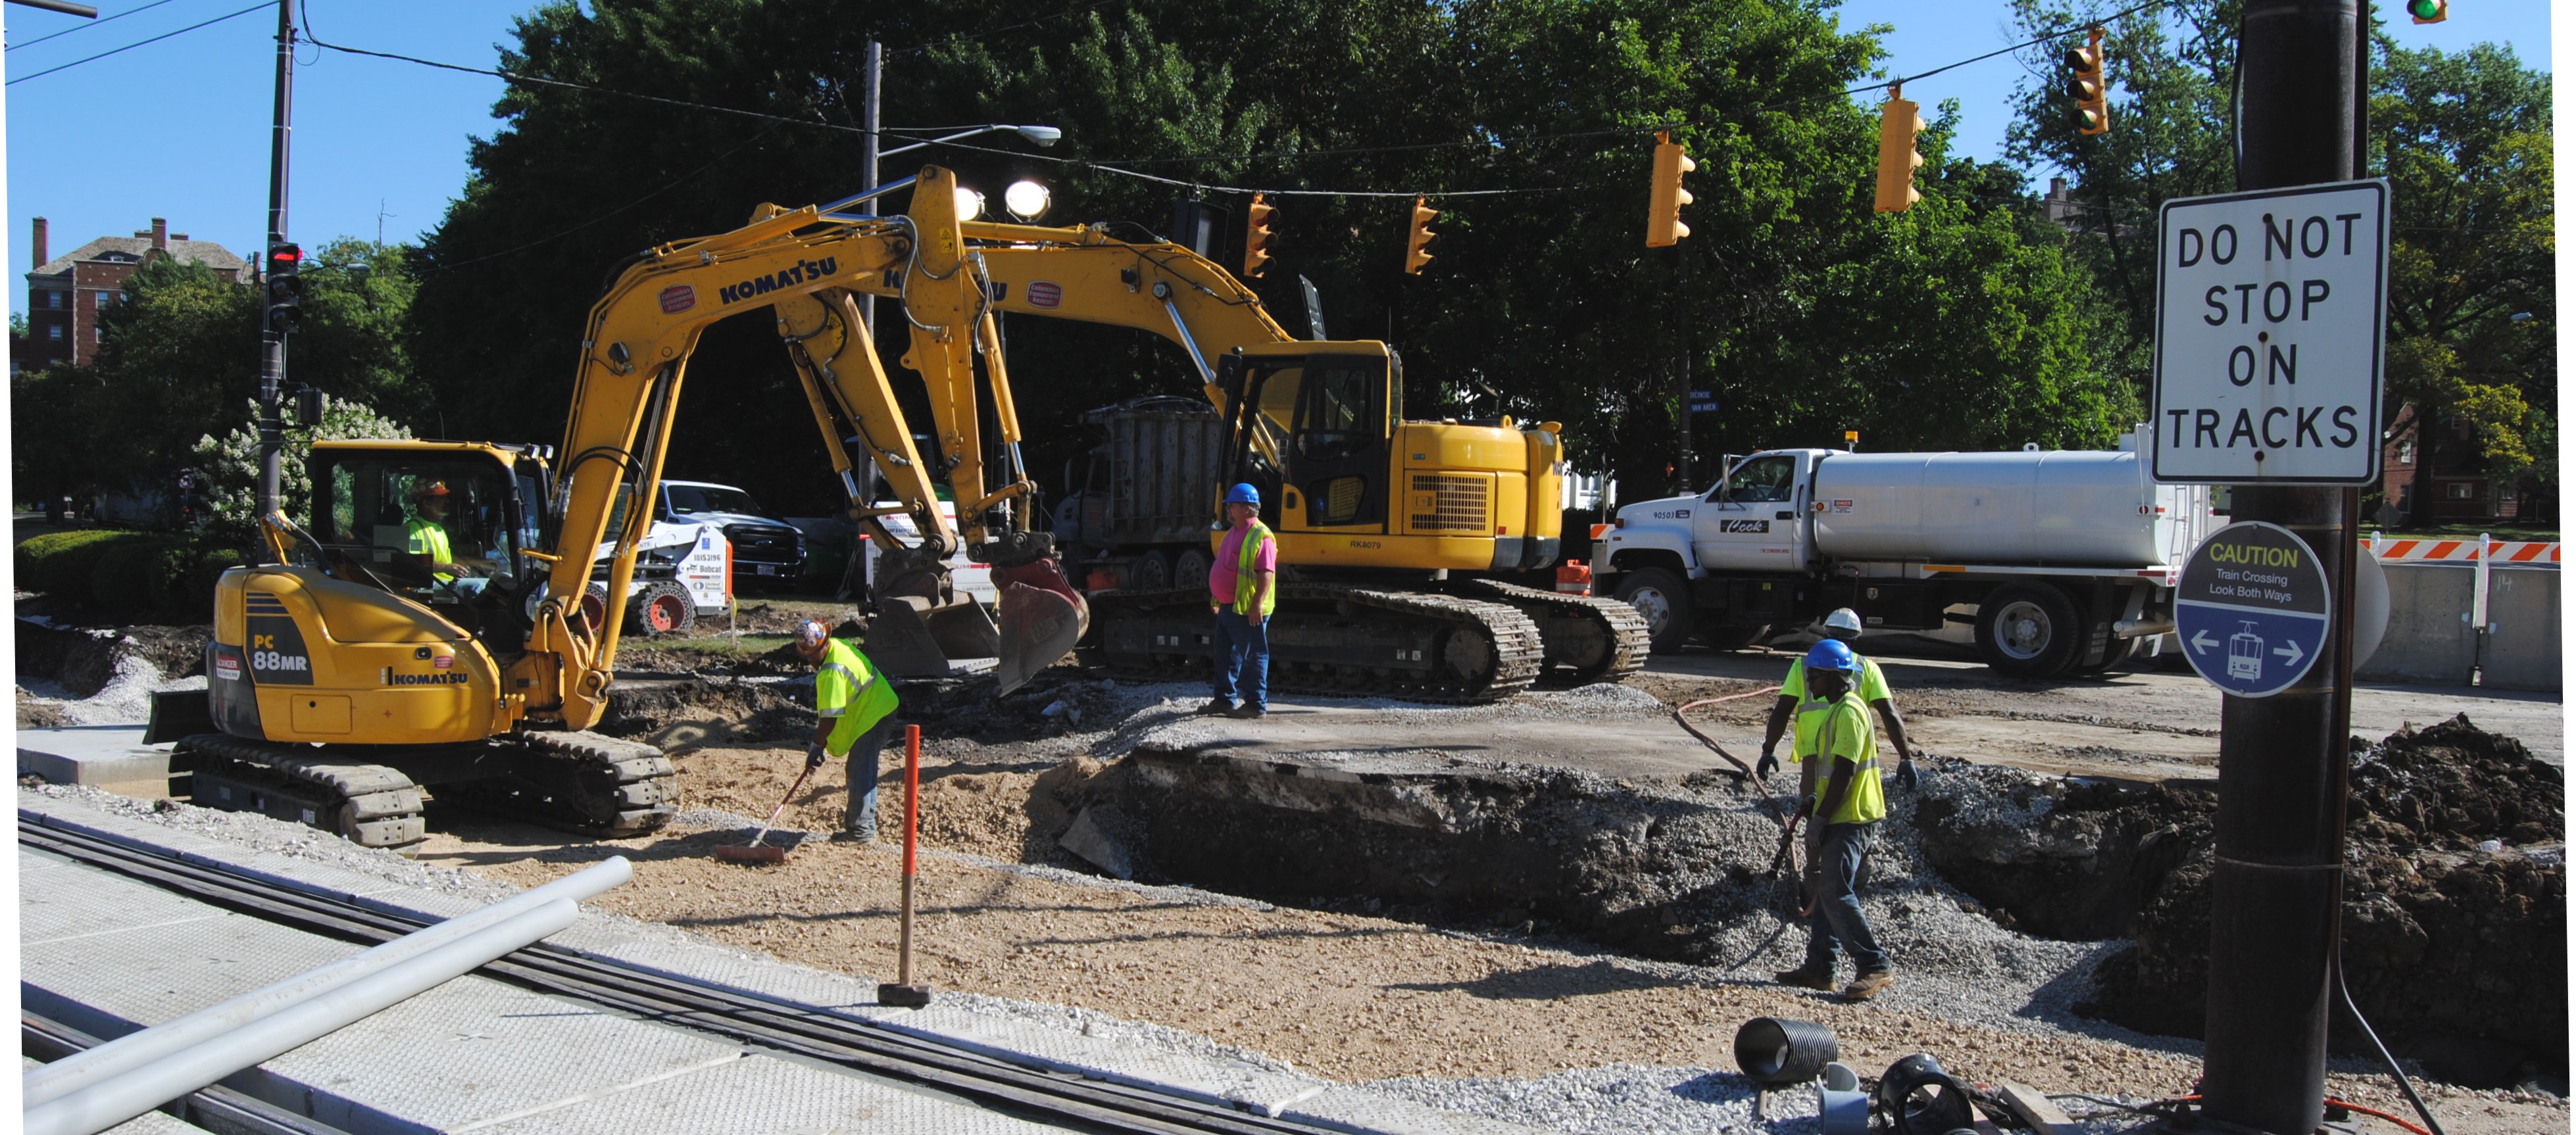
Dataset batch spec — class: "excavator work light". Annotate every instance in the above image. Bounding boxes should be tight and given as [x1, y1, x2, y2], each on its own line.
[1004, 180, 1051, 221]
[954, 187, 985, 222]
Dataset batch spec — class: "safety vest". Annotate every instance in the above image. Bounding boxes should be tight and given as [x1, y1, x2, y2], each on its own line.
[1227, 521, 1278, 617]
[405, 518, 455, 583]
[1806, 690, 1886, 825]
[816, 637, 899, 755]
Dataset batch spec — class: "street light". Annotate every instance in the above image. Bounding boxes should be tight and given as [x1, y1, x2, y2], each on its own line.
[881, 123, 1062, 158]
[1004, 180, 1051, 222]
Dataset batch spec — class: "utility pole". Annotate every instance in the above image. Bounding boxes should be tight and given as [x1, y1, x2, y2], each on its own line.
[857, 39, 882, 339]
[1674, 249, 1692, 493]
[2200, 3, 2365, 1132]
[257, 0, 293, 523]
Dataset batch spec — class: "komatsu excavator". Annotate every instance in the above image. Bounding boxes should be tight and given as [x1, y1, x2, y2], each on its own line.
[147, 167, 1086, 853]
[833, 220, 1650, 702]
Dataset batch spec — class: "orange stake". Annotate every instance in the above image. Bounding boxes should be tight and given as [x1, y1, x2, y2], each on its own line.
[878, 724, 932, 1008]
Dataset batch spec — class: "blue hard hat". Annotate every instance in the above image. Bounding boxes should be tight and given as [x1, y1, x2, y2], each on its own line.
[1225, 483, 1261, 506]
[1805, 639, 1858, 673]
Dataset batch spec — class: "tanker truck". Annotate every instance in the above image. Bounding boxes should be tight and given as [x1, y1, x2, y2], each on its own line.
[1592, 428, 2218, 678]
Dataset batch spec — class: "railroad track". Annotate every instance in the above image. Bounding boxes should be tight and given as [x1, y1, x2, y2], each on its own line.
[20, 823, 1356, 1135]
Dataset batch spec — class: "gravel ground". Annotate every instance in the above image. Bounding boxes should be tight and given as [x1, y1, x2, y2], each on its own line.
[18, 667, 2569, 1134]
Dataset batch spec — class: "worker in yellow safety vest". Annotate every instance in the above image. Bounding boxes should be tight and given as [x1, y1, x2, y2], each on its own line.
[1199, 482, 1277, 720]
[795, 619, 901, 842]
[1774, 639, 1895, 1002]
[1756, 607, 1916, 790]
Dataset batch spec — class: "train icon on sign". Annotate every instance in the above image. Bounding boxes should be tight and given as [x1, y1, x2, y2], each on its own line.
[2227, 622, 2265, 681]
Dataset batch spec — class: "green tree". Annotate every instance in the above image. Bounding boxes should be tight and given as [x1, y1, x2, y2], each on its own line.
[9, 241, 428, 516]
[2371, 41, 2554, 520]
[191, 395, 414, 543]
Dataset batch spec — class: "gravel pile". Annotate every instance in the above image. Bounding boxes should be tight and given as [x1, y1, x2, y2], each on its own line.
[17, 653, 201, 727]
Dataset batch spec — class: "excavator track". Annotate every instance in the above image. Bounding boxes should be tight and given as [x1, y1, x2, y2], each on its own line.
[436, 731, 678, 839]
[176, 733, 429, 856]
[1088, 583, 1544, 704]
[1464, 579, 1652, 686]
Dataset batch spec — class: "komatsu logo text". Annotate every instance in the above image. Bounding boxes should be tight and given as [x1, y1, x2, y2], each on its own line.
[719, 257, 838, 304]
[383, 669, 470, 686]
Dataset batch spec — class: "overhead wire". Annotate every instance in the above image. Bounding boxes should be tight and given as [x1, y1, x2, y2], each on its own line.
[5, 0, 268, 85]
[5, 0, 191, 52]
[295, 0, 2173, 203]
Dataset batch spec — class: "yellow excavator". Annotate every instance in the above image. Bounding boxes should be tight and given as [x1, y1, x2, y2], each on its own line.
[832, 220, 1649, 702]
[149, 167, 1085, 852]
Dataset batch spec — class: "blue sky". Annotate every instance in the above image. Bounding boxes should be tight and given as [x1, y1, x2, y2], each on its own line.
[1, 0, 2556, 266]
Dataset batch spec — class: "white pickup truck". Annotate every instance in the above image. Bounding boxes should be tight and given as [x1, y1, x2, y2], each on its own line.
[1593, 429, 2218, 678]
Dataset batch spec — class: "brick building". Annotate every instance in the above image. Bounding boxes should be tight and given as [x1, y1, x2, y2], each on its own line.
[2379, 402, 2540, 525]
[20, 216, 249, 371]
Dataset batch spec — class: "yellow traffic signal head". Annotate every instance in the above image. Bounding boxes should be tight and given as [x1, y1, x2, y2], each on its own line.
[2066, 26, 2110, 135]
[1647, 130, 1695, 248]
[1244, 193, 1275, 279]
[1406, 196, 1438, 275]
[1873, 95, 1923, 213]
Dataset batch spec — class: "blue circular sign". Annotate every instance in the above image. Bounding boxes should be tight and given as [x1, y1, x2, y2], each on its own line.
[2175, 521, 2331, 698]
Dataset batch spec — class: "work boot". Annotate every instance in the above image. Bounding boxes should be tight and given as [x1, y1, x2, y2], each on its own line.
[1227, 704, 1267, 719]
[1841, 970, 1894, 1002]
[831, 827, 878, 844]
[1773, 965, 1836, 992]
[1195, 698, 1235, 715]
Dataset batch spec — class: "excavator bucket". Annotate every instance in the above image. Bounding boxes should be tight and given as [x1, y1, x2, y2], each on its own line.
[992, 559, 1091, 695]
[868, 596, 1000, 677]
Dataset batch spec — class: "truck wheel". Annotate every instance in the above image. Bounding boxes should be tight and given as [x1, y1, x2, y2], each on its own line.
[1172, 547, 1214, 592]
[1126, 550, 1174, 591]
[1612, 567, 1695, 654]
[1975, 583, 2081, 678]
[2076, 635, 2141, 675]
[628, 582, 696, 637]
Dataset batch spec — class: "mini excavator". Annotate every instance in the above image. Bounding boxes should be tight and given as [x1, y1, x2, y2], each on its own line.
[147, 167, 1085, 853]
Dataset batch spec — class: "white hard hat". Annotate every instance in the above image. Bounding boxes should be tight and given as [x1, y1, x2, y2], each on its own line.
[1823, 608, 1864, 639]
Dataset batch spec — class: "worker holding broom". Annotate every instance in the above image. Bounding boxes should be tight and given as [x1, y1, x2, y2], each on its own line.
[797, 619, 901, 843]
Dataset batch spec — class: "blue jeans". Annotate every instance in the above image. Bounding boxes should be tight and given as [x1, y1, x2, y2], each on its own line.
[1805, 820, 1889, 975]
[1210, 608, 1270, 712]
[841, 716, 897, 836]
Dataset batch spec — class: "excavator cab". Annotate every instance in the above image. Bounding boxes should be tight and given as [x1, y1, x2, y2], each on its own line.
[307, 443, 547, 650]
[1216, 342, 1397, 537]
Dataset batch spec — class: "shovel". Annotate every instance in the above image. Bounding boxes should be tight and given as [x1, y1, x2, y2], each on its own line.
[715, 760, 817, 864]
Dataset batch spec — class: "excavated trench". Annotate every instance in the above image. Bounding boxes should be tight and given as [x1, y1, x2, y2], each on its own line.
[1045, 713, 2564, 1091]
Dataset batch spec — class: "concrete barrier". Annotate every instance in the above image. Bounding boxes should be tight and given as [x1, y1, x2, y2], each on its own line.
[2357, 562, 2560, 692]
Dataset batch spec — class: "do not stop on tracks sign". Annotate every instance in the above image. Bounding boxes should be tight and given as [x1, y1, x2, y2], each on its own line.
[2177, 521, 2330, 698]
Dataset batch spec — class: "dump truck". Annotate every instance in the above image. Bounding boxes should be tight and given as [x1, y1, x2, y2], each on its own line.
[1593, 429, 2219, 677]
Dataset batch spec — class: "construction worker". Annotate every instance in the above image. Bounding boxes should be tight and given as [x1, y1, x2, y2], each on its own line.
[1756, 608, 1916, 790]
[1199, 482, 1277, 720]
[405, 481, 478, 591]
[1775, 639, 1895, 1001]
[795, 619, 901, 842]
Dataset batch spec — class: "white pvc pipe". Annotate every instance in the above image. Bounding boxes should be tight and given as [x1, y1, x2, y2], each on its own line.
[24, 898, 580, 1135]
[24, 856, 629, 1108]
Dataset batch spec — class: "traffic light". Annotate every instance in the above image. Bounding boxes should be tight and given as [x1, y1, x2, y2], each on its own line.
[2407, 0, 2446, 22]
[1873, 91, 1923, 214]
[1243, 193, 1275, 279]
[1647, 130, 1695, 248]
[2066, 26, 2109, 135]
[265, 243, 304, 335]
[1404, 196, 1437, 275]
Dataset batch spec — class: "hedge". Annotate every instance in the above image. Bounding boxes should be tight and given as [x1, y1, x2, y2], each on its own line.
[16, 529, 242, 618]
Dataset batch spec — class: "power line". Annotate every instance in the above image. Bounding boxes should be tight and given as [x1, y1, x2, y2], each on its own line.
[5, 0, 264, 84]
[298, 0, 2174, 203]
[5, 0, 190, 52]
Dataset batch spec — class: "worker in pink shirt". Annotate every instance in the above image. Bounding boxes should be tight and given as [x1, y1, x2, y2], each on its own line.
[1200, 482, 1277, 719]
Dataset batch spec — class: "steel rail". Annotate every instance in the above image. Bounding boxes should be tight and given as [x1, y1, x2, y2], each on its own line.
[21, 1012, 353, 1135]
[19, 823, 1344, 1135]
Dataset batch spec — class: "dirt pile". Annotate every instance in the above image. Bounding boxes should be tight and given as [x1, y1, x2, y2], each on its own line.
[1913, 773, 2215, 939]
[2044, 715, 2564, 1088]
[17, 619, 209, 698]
[591, 678, 810, 752]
